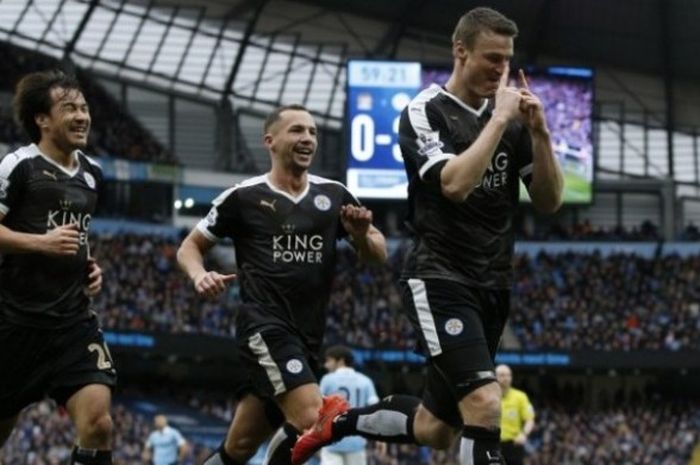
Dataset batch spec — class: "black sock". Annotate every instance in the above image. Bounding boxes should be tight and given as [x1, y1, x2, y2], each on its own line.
[71, 447, 112, 465]
[264, 423, 300, 465]
[459, 426, 504, 465]
[331, 395, 420, 443]
[203, 443, 246, 465]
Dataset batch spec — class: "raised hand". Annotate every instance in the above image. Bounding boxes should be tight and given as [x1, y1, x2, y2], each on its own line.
[493, 64, 522, 122]
[340, 204, 373, 239]
[193, 270, 237, 298]
[518, 69, 547, 132]
[41, 223, 81, 256]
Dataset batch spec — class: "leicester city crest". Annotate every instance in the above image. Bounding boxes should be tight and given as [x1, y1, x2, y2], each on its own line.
[314, 194, 331, 211]
[83, 172, 96, 189]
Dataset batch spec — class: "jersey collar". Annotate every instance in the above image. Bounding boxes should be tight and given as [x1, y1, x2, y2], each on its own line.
[436, 84, 490, 117]
[32, 143, 81, 177]
[264, 173, 310, 204]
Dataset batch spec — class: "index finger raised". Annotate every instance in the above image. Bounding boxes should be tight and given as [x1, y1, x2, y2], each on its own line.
[518, 68, 530, 90]
[499, 63, 511, 89]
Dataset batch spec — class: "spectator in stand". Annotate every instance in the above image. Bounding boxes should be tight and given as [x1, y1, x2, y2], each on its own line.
[89, 232, 700, 352]
[2, 395, 697, 465]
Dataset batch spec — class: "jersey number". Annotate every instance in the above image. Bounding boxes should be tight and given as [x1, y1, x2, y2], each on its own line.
[338, 386, 362, 406]
[88, 343, 113, 370]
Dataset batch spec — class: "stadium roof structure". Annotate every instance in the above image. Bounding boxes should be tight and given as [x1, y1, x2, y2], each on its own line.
[1, 0, 699, 126]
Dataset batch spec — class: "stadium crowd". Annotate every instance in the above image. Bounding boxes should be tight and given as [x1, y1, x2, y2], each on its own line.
[520, 219, 661, 241]
[3, 395, 697, 465]
[0, 43, 174, 163]
[91, 233, 700, 351]
[528, 401, 699, 465]
[95, 233, 238, 336]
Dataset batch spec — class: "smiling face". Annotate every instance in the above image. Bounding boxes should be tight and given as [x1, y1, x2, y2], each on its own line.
[264, 109, 318, 174]
[456, 30, 514, 101]
[36, 86, 91, 153]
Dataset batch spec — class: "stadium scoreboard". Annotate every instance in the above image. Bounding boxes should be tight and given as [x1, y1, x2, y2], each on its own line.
[346, 60, 421, 199]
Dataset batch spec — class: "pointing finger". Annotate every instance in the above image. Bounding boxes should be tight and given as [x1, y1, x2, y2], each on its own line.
[518, 69, 530, 90]
[499, 63, 510, 89]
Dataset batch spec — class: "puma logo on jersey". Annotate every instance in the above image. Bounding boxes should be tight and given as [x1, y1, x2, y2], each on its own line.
[259, 199, 277, 212]
[43, 170, 58, 180]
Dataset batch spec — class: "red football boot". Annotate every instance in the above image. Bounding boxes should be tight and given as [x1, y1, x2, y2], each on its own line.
[291, 394, 349, 465]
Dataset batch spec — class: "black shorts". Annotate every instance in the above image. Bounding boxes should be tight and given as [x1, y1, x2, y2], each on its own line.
[0, 314, 117, 418]
[399, 278, 509, 427]
[501, 441, 525, 465]
[236, 327, 319, 400]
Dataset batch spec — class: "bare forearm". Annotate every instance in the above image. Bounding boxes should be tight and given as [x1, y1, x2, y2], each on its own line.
[353, 227, 387, 264]
[440, 115, 509, 202]
[528, 129, 563, 213]
[176, 239, 207, 281]
[0, 224, 43, 254]
[523, 419, 535, 436]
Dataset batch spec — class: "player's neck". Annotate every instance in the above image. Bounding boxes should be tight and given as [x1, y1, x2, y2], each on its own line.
[37, 139, 77, 169]
[444, 75, 485, 110]
[268, 168, 308, 196]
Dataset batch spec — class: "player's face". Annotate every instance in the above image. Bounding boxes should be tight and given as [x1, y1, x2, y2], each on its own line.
[460, 30, 513, 99]
[265, 110, 318, 173]
[154, 415, 167, 429]
[38, 87, 91, 152]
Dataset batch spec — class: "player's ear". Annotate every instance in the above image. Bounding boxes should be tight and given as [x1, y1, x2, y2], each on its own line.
[452, 40, 468, 61]
[263, 133, 274, 149]
[35, 113, 49, 129]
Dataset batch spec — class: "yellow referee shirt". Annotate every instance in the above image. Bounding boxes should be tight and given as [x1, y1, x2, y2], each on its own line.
[500, 387, 535, 441]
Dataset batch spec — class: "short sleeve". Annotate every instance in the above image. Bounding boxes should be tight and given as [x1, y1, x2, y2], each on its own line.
[520, 392, 535, 421]
[0, 153, 28, 216]
[319, 374, 331, 396]
[196, 186, 240, 242]
[366, 378, 379, 405]
[174, 428, 186, 446]
[399, 89, 458, 188]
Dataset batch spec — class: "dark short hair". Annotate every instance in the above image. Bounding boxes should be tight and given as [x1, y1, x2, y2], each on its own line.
[451, 7, 518, 49]
[264, 104, 310, 133]
[325, 345, 354, 367]
[13, 69, 83, 143]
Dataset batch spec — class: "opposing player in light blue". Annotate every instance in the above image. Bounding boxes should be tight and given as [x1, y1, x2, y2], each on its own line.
[143, 414, 188, 465]
[319, 346, 380, 465]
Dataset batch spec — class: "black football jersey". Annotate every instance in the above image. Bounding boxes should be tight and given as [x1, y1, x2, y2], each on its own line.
[399, 84, 534, 289]
[0, 144, 102, 327]
[197, 174, 360, 349]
